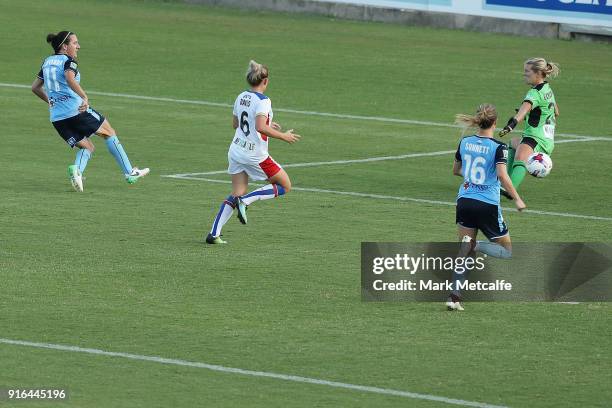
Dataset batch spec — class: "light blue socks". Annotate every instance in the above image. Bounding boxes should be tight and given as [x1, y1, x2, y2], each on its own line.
[75, 148, 91, 173]
[105, 135, 133, 175]
[475, 242, 512, 259]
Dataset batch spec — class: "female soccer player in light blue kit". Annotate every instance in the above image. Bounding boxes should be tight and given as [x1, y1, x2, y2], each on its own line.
[448, 104, 526, 311]
[31, 31, 149, 192]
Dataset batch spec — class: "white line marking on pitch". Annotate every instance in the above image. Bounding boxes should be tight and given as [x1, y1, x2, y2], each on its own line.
[0, 338, 507, 408]
[166, 136, 605, 177]
[1, 82, 611, 140]
[164, 175, 612, 222]
[170, 149, 457, 176]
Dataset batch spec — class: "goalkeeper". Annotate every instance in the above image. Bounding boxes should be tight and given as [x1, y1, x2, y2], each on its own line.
[498, 57, 560, 198]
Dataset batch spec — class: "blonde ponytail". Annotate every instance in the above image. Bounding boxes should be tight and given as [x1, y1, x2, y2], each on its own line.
[544, 61, 560, 79]
[455, 104, 497, 129]
[525, 57, 560, 79]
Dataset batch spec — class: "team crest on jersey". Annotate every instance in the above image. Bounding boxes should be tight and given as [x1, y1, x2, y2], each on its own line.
[502, 149, 508, 159]
[70, 62, 78, 70]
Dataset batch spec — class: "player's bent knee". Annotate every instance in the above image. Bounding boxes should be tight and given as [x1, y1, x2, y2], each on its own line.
[104, 126, 116, 137]
[96, 129, 112, 138]
[515, 149, 530, 161]
[516, 153, 529, 162]
[76, 140, 94, 153]
[96, 121, 115, 138]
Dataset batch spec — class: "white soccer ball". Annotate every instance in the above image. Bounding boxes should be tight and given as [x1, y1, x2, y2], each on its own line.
[526, 152, 553, 178]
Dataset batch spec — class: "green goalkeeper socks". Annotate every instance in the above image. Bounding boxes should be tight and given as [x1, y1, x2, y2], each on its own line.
[510, 160, 527, 190]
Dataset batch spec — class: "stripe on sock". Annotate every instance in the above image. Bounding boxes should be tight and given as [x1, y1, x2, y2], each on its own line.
[244, 189, 275, 199]
[211, 195, 237, 236]
[211, 204, 225, 236]
[77, 151, 86, 169]
[113, 138, 131, 173]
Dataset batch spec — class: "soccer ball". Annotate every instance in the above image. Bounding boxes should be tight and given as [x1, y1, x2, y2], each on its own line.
[526, 152, 553, 178]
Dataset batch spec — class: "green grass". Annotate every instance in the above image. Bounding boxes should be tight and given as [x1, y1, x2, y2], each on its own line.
[1, 0, 611, 407]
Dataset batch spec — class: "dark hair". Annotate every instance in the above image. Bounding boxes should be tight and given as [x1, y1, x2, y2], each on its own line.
[46, 31, 74, 52]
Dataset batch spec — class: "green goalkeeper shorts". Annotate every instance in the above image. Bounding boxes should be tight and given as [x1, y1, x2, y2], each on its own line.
[521, 135, 554, 155]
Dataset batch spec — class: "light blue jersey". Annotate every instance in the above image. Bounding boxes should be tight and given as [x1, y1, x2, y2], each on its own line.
[455, 135, 508, 206]
[37, 54, 82, 122]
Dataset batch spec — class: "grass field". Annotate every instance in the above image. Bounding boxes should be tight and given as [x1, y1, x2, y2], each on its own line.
[1, 0, 611, 407]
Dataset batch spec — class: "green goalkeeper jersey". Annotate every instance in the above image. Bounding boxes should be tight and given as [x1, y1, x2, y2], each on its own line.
[522, 82, 556, 153]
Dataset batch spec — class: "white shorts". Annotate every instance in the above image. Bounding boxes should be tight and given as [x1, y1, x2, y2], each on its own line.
[228, 149, 282, 181]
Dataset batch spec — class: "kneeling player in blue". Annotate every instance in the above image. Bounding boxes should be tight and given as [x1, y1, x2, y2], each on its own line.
[448, 104, 526, 311]
[31, 31, 149, 192]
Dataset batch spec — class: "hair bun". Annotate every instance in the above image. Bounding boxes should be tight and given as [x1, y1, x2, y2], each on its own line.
[46, 33, 56, 43]
[246, 60, 269, 86]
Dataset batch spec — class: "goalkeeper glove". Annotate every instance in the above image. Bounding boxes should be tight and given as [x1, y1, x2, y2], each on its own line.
[499, 117, 518, 137]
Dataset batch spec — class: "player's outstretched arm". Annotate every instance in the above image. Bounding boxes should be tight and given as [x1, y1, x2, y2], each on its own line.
[256, 115, 300, 144]
[499, 102, 531, 137]
[31, 78, 48, 104]
[496, 163, 526, 211]
[65, 70, 89, 112]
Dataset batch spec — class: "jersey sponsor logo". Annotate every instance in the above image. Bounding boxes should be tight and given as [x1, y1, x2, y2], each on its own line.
[69, 62, 78, 70]
[49, 95, 72, 105]
[463, 182, 494, 192]
[233, 136, 255, 151]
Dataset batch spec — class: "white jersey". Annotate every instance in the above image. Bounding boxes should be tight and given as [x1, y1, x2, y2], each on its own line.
[230, 90, 273, 162]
